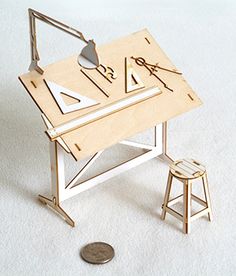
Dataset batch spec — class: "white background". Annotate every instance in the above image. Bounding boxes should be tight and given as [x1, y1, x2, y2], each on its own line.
[0, 0, 236, 275]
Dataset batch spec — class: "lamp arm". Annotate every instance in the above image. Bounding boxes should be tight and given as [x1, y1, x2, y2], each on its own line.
[28, 8, 90, 74]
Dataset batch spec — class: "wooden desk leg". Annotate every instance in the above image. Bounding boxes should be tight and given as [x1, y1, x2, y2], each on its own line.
[157, 122, 174, 164]
[38, 141, 75, 227]
[38, 195, 74, 227]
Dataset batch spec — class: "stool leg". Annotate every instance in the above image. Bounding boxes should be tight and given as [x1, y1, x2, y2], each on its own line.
[183, 180, 191, 234]
[190, 182, 192, 208]
[161, 172, 173, 220]
[202, 173, 213, 221]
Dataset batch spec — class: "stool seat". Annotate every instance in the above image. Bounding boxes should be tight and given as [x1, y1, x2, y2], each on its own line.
[170, 159, 206, 180]
[161, 158, 212, 234]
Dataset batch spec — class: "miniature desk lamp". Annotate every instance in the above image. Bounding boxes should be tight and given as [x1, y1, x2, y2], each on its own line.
[28, 8, 100, 74]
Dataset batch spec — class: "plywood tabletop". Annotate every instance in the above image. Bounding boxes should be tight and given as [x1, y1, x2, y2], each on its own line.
[19, 29, 202, 161]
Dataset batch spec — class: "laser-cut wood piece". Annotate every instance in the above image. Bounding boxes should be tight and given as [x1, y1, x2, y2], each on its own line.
[19, 29, 202, 161]
[96, 64, 117, 83]
[131, 56, 182, 92]
[80, 70, 110, 98]
[46, 86, 162, 140]
[41, 113, 70, 153]
[28, 9, 100, 74]
[19, 10, 203, 227]
[161, 159, 212, 234]
[78, 40, 100, 69]
[125, 57, 145, 93]
[44, 80, 99, 114]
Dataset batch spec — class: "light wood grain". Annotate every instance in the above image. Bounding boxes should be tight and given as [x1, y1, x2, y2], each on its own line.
[19, 29, 202, 161]
[162, 159, 212, 233]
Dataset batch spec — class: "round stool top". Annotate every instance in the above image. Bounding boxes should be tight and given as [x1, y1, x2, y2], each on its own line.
[170, 159, 206, 180]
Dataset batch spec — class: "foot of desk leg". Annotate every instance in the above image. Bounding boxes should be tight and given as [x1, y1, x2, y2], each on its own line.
[38, 194, 75, 227]
[155, 122, 174, 165]
[158, 153, 174, 164]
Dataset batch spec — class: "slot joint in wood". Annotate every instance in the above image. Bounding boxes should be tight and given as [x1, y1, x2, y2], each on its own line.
[145, 37, 151, 44]
[31, 80, 37, 88]
[187, 93, 194, 101]
[75, 144, 81, 151]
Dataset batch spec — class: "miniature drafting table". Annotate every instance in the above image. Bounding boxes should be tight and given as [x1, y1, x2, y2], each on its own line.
[19, 11, 202, 227]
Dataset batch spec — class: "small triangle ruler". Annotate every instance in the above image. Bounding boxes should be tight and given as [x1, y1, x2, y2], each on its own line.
[125, 58, 145, 93]
[44, 80, 99, 114]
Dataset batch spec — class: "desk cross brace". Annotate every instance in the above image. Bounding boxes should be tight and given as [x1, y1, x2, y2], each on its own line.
[38, 122, 173, 227]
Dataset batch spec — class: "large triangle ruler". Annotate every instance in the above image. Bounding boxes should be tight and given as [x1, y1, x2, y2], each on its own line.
[44, 80, 99, 114]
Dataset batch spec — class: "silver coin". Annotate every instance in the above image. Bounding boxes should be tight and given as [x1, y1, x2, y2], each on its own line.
[80, 242, 115, 264]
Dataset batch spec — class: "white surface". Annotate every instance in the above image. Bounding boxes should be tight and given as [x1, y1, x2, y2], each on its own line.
[0, 0, 236, 275]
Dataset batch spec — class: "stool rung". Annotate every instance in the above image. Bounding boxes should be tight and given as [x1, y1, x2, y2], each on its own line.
[162, 158, 212, 233]
[191, 194, 207, 207]
[167, 194, 183, 207]
[165, 206, 183, 221]
[191, 207, 209, 222]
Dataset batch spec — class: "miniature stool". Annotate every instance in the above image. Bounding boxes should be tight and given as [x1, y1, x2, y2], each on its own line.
[161, 159, 212, 234]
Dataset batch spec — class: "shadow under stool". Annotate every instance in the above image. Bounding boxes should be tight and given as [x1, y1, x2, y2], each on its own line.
[161, 159, 212, 234]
